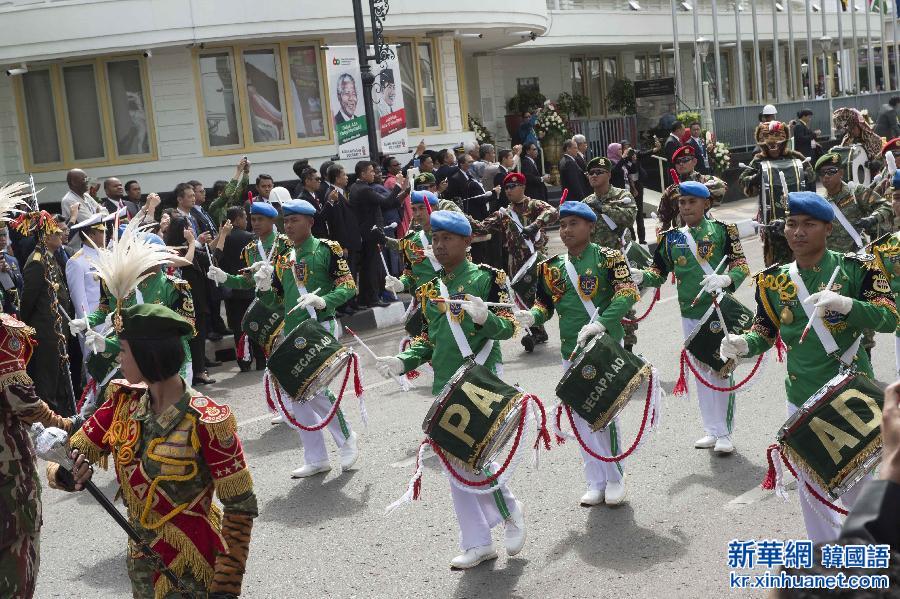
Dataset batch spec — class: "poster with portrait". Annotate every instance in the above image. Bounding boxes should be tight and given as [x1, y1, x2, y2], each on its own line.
[372, 48, 408, 154]
[326, 46, 369, 160]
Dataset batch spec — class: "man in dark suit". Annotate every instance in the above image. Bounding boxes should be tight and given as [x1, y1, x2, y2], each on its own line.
[101, 177, 141, 219]
[663, 120, 686, 185]
[686, 122, 712, 175]
[297, 166, 330, 239]
[558, 139, 591, 200]
[521, 142, 548, 201]
[573, 134, 590, 171]
[792, 109, 820, 159]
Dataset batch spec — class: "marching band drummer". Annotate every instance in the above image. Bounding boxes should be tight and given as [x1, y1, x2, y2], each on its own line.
[513, 201, 639, 507]
[870, 171, 900, 377]
[720, 191, 898, 543]
[373, 210, 526, 570]
[631, 181, 751, 455]
[257, 199, 360, 479]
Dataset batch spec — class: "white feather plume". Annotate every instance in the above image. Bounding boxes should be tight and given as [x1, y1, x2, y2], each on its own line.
[0, 182, 32, 221]
[88, 217, 172, 304]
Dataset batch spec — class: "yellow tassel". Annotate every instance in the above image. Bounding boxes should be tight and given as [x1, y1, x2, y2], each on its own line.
[214, 468, 254, 501]
[69, 429, 109, 468]
[205, 413, 238, 444]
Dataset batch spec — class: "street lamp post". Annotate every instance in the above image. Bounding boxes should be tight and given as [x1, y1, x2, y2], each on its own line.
[352, 0, 394, 162]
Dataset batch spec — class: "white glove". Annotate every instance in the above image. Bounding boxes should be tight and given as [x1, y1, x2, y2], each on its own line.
[719, 333, 749, 361]
[375, 356, 404, 378]
[207, 265, 228, 284]
[85, 330, 106, 354]
[253, 263, 274, 292]
[629, 268, 645, 285]
[804, 289, 853, 315]
[576, 321, 606, 346]
[514, 309, 535, 328]
[248, 260, 269, 273]
[385, 275, 405, 293]
[68, 318, 88, 336]
[298, 292, 327, 311]
[700, 273, 733, 294]
[462, 296, 489, 325]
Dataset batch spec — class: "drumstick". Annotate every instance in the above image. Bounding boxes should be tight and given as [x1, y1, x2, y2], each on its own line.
[377, 243, 398, 301]
[204, 242, 219, 287]
[799, 266, 840, 344]
[429, 297, 517, 309]
[689, 255, 729, 307]
[712, 293, 728, 342]
[345, 326, 409, 391]
[287, 287, 322, 315]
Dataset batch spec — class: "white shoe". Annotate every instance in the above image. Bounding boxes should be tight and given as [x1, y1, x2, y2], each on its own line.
[271, 414, 284, 425]
[450, 544, 497, 569]
[605, 479, 627, 505]
[290, 462, 331, 478]
[504, 500, 526, 556]
[339, 431, 359, 470]
[694, 434, 717, 449]
[714, 435, 735, 454]
[579, 488, 605, 506]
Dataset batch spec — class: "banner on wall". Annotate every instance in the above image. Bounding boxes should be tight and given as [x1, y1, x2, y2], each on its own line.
[326, 46, 369, 160]
[372, 47, 408, 154]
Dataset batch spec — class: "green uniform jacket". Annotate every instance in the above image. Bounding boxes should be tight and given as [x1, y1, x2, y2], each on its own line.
[871, 232, 900, 337]
[398, 261, 516, 394]
[264, 235, 357, 332]
[582, 186, 637, 248]
[744, 250, 897, 406]
[643, 218, 751, 319]
[823, 181, 893, 253]
[396, 228, 441, 293]
[222, 230, 290, 291]
[530, 244, 639, 358]
[87, 270, 195, 375]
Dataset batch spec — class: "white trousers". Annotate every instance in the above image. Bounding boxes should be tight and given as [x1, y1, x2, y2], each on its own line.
[681, 318, 735, 438]
[290, 389, 351, 465]
[785, 401, 870, 544]
[444, 460, 518, 551]
[562, 359, 624, 490]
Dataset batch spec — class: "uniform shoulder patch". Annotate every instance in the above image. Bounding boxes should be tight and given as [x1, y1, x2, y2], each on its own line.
[322, 238, 344, 256]
[189, 395, 232, 424]
[71, 248, 84, 259]
[109, 378, 148, 393]
[753, 263, 783, 280]
[167, 275, 190, 289]
[477, 263, 508, 286]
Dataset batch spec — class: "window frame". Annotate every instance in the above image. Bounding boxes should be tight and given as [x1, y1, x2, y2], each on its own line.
[390, 37, 446, 134]
[14, 54, 158, 173]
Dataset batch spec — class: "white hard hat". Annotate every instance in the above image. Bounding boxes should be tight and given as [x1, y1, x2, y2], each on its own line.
[762, 104, 777, 115]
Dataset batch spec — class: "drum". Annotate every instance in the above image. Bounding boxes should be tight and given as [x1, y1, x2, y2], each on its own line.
[511, 262, 539, 303]
[777, 370, 884, 500]
[266, 318, 353, 402]
[759, 158, 807, 222]
[684, 293, 755, 376]
[86, 332, 119, 382]
[829, 144, 871, 187]
[241, 298, 284, 354]
[556, 333, 652, 431]
[624, 241, 654, 295]
[422, 360, 525, 471]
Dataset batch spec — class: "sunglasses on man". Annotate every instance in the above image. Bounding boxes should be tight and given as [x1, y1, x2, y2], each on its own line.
[504, 183, 523, 190]
[820, 167, 841, 177]
[675, 157, 694, 165]
[587, 169, 609, 176]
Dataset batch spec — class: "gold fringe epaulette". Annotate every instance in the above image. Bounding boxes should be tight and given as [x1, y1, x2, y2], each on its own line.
[0, 370, 33, 391]
[322, 238, 344, 256]
[205, 413, 238, 444]
[215, 468, 254, 501]
[69, 428, 109, 470]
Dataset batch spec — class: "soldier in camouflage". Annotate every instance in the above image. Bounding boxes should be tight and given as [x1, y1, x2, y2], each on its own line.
[581, 156, 641, 349]
[1, 313, 76, 599]
[656, 145, 727, 232]
[739, 121, 816, 266]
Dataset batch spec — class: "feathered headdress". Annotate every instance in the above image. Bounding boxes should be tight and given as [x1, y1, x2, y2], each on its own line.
[88, 217, 173, 332]
[0, 182, 32, 221]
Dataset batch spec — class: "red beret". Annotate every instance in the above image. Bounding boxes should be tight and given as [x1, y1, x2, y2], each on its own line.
[503, 172, 526, 186]
[672, 145, 696, 160]
[882, 137, 900, 156]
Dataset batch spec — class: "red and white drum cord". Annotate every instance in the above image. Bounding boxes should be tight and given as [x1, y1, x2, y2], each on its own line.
[76, 378, 97, 415]
[262, 369, 278, 413]
[236, 333, 251, 363]
[621, 288, 661, 325]
[386, 395, 550, 511]
[762, 444, 849, 516]
[553, 368, 662, 463]
[673, 349, 768, 397]
[397, 336, 427, 380]
[270, 353, 367, 432]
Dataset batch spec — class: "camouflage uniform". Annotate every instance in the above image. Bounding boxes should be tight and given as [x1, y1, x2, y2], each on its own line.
[582, 185, 641, 347]
[0, 314, 73, 599]
[822, 181, 893, 253]
[739, 149, 816, 266]
[656, 171, 727, 232]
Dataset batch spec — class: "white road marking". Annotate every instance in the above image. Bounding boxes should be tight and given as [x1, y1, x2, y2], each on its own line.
[725, 486, 771, 510]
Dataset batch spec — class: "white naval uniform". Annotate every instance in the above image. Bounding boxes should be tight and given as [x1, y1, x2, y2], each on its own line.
[681, 318, 735, 439]
[65, 244, 102, 360]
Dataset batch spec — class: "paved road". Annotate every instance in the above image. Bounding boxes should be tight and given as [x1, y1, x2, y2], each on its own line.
[36, 215, 897, 598]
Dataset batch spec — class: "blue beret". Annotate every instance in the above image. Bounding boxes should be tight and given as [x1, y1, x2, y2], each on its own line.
[787, 191, 834, 222]
[678, 180, 711, 199]
[282, 199, 316, 216]
[559, 201, 597, 222]
[250, 201, 278, 218]
[430, 210, 472, 236]
[411, 190, 439, 206]
[892, 170, 900, 190]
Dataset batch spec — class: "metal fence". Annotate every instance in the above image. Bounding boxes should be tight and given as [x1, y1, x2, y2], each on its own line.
[713, 92, 900, 149]
[568, 115, 639, 158]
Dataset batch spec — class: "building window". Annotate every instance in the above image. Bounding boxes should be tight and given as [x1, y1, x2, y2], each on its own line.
[634, 55, 648, 81]
[15, 57, 155, 170]
[287, 45, 327, 139]
[572, 55, 620, 116]
[241, 49, 288, 145]
[395, 39, 444, 132]
[198, 51, 242, 148]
